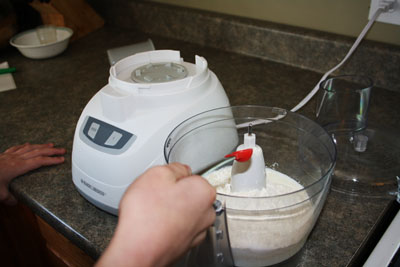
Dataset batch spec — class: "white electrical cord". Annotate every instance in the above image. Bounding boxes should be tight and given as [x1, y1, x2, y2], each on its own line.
[236, 1, 394, 129]
[291, 0, 395, 112]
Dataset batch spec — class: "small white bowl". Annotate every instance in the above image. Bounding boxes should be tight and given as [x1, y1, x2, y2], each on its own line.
[10, 26, 73, 59]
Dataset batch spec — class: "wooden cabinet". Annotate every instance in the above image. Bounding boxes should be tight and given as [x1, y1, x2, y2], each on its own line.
[0, 202, 95, 267]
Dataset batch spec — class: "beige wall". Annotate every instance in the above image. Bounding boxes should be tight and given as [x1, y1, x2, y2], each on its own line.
[149, 0, 400, 46]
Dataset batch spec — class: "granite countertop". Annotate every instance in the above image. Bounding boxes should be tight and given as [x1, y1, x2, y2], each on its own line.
[1, 26, 399, 266]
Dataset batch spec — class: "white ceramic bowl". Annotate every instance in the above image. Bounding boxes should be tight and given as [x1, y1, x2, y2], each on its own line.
[10, 26, 73, 59]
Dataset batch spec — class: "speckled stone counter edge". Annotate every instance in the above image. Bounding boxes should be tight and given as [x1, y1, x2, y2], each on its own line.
[88, 0, 400, 92]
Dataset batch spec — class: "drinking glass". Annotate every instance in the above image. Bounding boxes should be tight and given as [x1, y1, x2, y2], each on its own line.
[36, 25, 57, 44]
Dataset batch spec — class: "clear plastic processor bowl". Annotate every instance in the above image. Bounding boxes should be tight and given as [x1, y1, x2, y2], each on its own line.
[164, 106, 336, 267]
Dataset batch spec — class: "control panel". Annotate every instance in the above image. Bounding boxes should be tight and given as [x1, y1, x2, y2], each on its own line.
[79, 116, 136, 155]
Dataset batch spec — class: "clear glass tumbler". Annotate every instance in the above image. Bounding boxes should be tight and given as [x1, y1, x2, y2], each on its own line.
[36, 25, 57, 44]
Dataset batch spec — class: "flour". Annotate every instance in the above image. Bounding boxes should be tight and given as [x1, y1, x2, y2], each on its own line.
[204, 166, 317, 267]
[206, 166, 303, 197]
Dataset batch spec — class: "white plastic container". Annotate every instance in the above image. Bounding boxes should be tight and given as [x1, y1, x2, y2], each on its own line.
[10, 26, 73, 59]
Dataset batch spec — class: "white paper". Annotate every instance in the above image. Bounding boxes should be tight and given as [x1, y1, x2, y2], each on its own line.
[0, 61, 17, 92]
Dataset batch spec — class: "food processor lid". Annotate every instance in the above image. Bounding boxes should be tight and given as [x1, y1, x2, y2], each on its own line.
[331, 126, 400, 198]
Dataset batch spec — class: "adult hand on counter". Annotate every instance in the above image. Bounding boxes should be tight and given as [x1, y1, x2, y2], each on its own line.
[96, 163, 217, 267]
[0, 143, 66, 205]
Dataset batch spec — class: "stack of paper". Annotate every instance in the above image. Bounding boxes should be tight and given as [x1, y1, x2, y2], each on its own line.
[0, 61, 17, 92]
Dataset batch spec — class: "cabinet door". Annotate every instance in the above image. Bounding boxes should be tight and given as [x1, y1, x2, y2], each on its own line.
[0, 203, 48, 266]
[36, 215, 95, 267]
[0, 202, 95, 267]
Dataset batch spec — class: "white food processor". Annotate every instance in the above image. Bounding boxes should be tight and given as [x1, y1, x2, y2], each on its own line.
[165, 106, 337, 267]
[71, 50, 231, 215]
